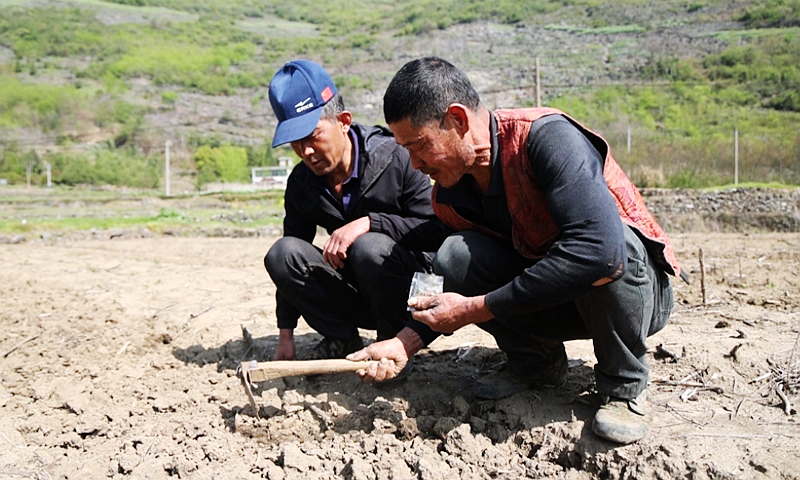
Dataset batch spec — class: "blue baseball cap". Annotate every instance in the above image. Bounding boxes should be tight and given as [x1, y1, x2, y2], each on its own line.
[268, 60, 338, 147]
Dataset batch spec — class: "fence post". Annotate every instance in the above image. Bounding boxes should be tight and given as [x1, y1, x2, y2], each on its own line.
[796, 131, 800, 183]
[46, 162, 51, 188]
[165, 140, 171, 197]
[734, 128, 738, 185]
[627, 124, 631, 154]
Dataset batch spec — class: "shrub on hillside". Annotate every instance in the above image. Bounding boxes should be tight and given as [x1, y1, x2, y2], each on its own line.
[737, 0, 800, 28]
[0, 76, 82, 131]
[107, 42, 261, 95]
[704, 39, 800, 112]
[49, 148, 160, 188]
[0, 148, 42, 185]
[246, 143, 278, 167]
[194, 145, 249, 186]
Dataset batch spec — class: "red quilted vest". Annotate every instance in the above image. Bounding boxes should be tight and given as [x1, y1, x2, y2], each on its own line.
[433, 108, 683, 278]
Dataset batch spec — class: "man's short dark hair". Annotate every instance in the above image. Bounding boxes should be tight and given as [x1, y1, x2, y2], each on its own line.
[321, 93, 345, 121]
[383, 57, 481, 127]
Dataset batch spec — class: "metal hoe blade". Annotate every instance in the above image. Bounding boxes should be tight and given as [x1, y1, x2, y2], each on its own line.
[238, 360, 260, 419]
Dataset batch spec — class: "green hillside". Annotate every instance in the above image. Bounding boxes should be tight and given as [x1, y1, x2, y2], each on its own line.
[1, 0, 799, 189]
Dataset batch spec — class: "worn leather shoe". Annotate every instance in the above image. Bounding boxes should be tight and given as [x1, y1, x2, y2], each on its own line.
[592, 393, 649, 444]
[473, 355, 568, 400]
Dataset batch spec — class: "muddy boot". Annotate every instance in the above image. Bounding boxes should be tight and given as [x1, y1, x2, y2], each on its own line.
[591, 393, 648, 444]
[473, 354, 568, 400]
[308, 334, 364, 360]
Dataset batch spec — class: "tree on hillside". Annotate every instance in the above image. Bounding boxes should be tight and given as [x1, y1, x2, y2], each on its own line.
[194, 145, 249, 186]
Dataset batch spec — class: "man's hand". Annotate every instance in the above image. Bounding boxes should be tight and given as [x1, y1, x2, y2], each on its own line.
[408, 293, 494, 334]
[347, 328, 423, 383]
[274, 328, 296, 360]
[323, 216, 370, 269]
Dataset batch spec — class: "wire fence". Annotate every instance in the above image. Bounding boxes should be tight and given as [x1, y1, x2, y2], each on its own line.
[600, 126, 800, 187]
[3, 125, 799, 189]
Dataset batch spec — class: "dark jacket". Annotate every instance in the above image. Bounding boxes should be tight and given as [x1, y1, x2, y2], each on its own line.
[277, 122, 450, 329]
[283, 123, 448, 250]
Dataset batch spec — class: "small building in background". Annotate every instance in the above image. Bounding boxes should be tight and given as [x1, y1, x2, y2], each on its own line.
[251, 157, 294, 190]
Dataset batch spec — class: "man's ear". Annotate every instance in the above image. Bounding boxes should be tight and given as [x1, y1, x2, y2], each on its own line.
[338, 111, 353, 133]
[444, 104, 470, 136]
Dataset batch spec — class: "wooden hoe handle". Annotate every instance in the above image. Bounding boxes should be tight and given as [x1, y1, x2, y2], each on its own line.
[238, 359, 376, 419]
[241, 359, 375, 383]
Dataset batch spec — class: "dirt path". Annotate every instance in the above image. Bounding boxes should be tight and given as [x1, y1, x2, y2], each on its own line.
[1, 233, 799, 479]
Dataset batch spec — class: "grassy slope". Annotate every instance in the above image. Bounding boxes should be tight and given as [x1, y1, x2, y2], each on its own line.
[0, 0, 798, 191]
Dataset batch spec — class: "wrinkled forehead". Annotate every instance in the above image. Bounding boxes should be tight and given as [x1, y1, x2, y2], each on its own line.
[389, 118, 434, 148]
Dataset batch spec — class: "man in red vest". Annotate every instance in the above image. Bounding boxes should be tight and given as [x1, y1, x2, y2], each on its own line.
[349, 57, 686, 444]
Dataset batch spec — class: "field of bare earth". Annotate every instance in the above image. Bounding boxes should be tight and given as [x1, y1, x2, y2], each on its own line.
[1, 187, 799, 479]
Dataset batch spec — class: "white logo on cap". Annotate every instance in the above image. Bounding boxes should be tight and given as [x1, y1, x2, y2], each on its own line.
[295, 97, 314, 113]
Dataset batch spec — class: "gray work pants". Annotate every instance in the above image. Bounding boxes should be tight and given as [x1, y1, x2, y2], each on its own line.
[433, 226, 673, 400]
[265, 233, 432, 341]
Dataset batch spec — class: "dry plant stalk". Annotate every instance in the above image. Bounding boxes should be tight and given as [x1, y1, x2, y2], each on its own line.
[699, 247, 706, 306]
[766, 331, 799, 415]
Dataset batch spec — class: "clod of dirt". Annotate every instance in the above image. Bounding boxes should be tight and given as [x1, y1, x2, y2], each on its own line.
[433, 416, 461, 440]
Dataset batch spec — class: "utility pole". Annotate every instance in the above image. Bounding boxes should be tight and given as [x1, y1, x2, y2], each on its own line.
[534, 57, 541, 107]
[165, 140, 171, 197]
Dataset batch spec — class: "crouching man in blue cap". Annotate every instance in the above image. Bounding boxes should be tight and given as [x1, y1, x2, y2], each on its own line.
[264, 59, 450, 361]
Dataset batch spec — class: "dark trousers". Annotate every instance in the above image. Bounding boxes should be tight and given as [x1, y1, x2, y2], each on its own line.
[432, 226, 673, 400]
[264, 233, 432, 341]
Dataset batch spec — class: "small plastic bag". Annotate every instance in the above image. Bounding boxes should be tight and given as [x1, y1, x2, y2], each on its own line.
[407, 272, 444, 311]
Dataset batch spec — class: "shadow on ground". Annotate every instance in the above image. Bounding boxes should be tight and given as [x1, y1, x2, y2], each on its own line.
[174, 334, 605, 450]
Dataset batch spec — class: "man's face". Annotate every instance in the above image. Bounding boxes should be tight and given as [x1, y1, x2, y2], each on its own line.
[290, 115, 348, 177]
[389, 117, 472, 188]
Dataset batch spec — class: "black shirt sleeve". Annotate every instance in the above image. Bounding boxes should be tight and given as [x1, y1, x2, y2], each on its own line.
[274, 179, 313, 330]
[367, 145, 452, 252]
[484, 115, 627, 318]
[282, 173, 318, 243]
